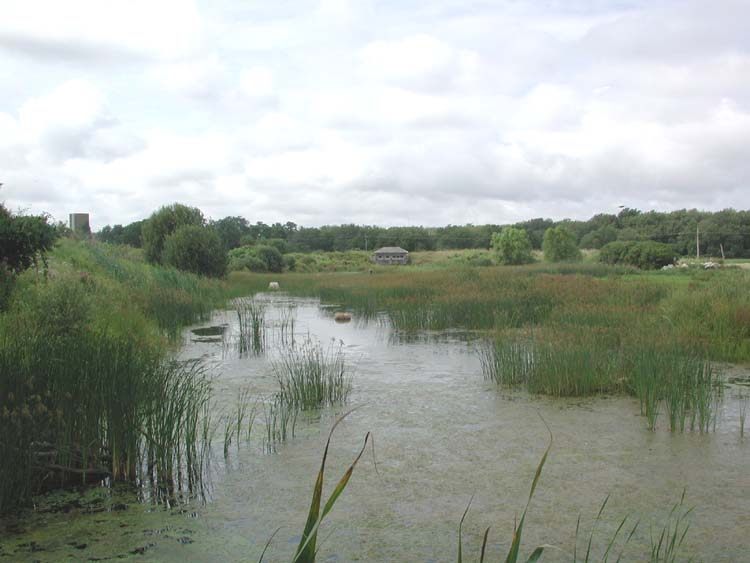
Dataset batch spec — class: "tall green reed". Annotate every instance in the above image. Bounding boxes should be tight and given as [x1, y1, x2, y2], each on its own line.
[234, 297, 267, 355]
[273, 340, 353, 411]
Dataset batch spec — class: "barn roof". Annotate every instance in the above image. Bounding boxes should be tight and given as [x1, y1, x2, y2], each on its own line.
[374, 246, 408, 254]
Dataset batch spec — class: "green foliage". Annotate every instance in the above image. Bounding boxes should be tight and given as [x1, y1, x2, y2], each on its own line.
[0, 204, 58, 309]
[228, 244, 284, 273]
[599, 241, 675, 269]
[265, 238, 289, 254]
[211, 216, 250, 251]
[491, 227, 534, 265]
[97, 220, 144, 247]
[579, 225, 618, 249]
[162, 225, 228, 278]
[542, 226, 582, 262]
[0, 204, 58, 274]
[142, 203, 204, 264]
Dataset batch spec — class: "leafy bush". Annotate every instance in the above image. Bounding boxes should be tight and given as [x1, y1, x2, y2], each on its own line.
[491, 227, 534, 265]
[599, 240, 675, 269]
[579, 226, 617, 249]
[142, 203, 204, 264]
[162, 225, 227, 277]
[542, 226, 582, 262]
[265, 238, 289, 254]
[228, 244, 284, 273]
[0, 204, 58, 309]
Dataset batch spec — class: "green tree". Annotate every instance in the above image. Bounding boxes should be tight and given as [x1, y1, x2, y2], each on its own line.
[255, 245, 284, 273]
[142, 204, 204, 264]
[599, 240, 675, 269]
[0, 203, 58, 308]
[162, 225, 227, 277]
[211, 216, 250, 251]
[491, 227, 534, 265]
[542, 226, 582, 262]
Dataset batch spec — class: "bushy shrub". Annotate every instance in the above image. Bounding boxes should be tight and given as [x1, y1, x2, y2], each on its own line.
[0, 204, 58, 309]
[142, 203, 204, 264]
[265, 238, 289, 254]
[599, 240, 675, 269]
[228, 244, 284, 273]
[162, 225, 227, 277]
[491, 227, 534, 265]
[255, 245, 284, 273]
[542, 226, 582, 262]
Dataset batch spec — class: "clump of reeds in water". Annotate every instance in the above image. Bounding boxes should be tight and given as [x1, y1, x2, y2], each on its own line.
[263, 394, 297, 452]
[221, 387, 258, 457]
[480, 331, 624, 397]
[232, 297, 266, 355]
[273, 340, 353, 411]
[278, 303, 296, 346]
[628, 345, 722, 432]
[481, 331, 723, 431]
[738, 391, 747, 438]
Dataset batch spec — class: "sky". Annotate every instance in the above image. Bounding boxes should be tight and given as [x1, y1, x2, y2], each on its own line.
[1, 0, 749, 230]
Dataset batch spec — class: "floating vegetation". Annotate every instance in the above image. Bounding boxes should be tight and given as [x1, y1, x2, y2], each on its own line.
[273, 340, 353, 411]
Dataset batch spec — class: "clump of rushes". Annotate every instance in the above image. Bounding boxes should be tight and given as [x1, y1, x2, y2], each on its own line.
[738, 392, 747, 438]
[263, 394, 297, 452]
[481, 330, 722, 432]
[273, 340, 353, 411]
[234, 297, 266, 355]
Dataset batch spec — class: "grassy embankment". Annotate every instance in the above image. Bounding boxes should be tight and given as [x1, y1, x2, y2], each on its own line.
[0, 239, 232, 512]
[231, 263, 749, 432]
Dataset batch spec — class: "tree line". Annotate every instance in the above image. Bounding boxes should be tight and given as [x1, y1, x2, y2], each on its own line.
[99, 207, 750, 258]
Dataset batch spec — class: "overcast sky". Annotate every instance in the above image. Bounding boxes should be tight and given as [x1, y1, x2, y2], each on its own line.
[1, 0, 749, 229]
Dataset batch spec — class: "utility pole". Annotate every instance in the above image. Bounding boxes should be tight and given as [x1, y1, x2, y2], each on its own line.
[364, 234, 368, 252]
[696, 225, 700, 260]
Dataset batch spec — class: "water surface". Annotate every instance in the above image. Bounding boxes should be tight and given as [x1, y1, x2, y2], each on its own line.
[2, 295, 748, 562]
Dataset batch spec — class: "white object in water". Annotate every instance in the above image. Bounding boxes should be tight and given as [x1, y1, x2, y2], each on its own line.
[334, 312, 351, 322]
[269, 281, 280, 290]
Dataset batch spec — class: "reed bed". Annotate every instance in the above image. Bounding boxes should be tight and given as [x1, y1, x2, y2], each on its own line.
[273, 340, 353, 411]
[481, 330, 722, 431]
[0, 244, 222, 512]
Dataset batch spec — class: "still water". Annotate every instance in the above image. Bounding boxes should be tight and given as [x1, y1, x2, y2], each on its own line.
[1, 294, 748, 562]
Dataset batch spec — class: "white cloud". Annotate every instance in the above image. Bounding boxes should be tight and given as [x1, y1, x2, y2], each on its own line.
[360, 34, 479, 92]
[2, 0, 750, 228]
[0, 0, 204, 61]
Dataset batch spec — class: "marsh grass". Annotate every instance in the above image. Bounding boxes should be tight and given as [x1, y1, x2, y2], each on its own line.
[273, 340, 353, 411]
[480, 331, 624, 397]
[481, 331, 722, 431]
[278, 303, 297, 345]
[234, 297, 267, 355]
[736, 392, 747, 438]
[263, 394, 297, 452]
